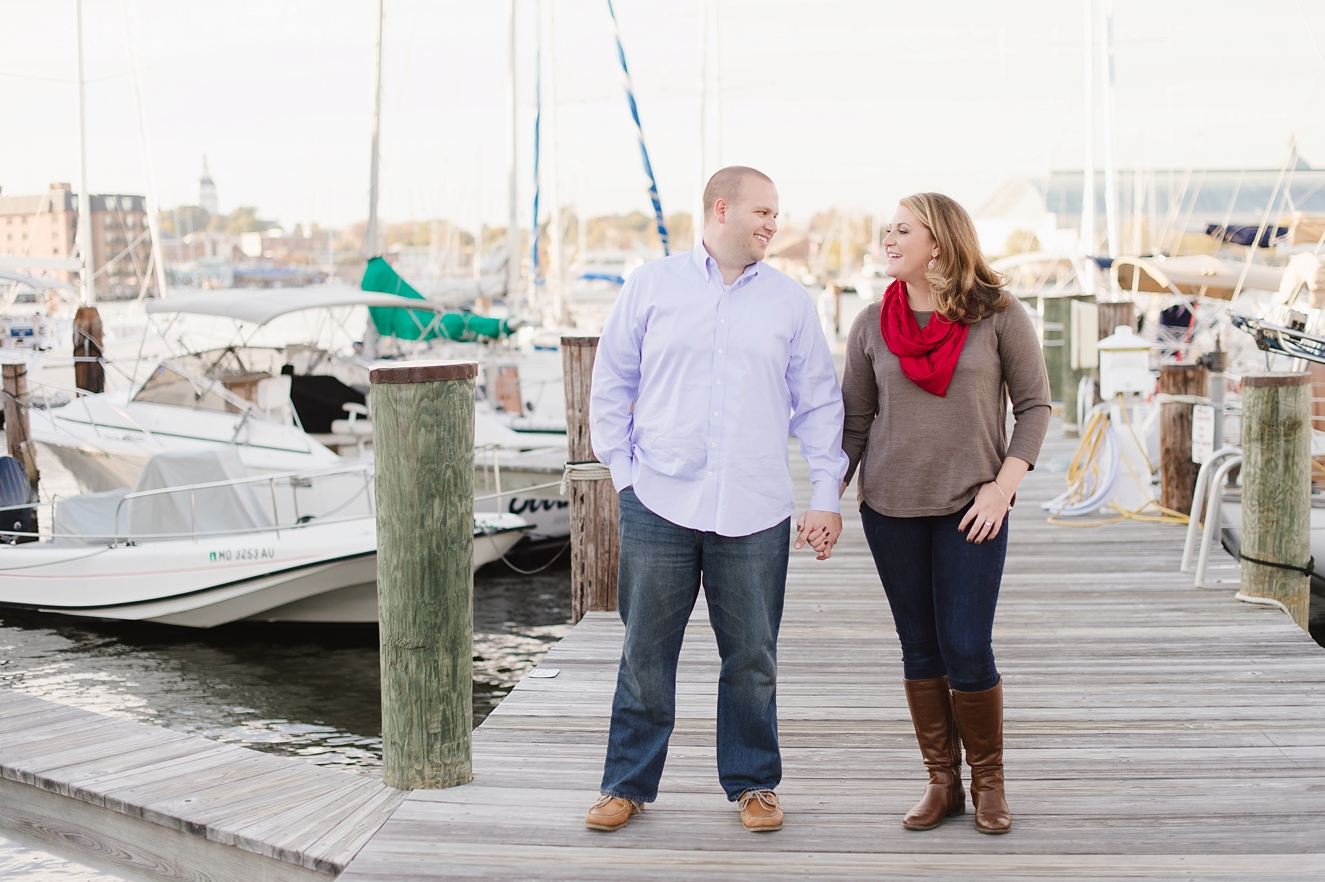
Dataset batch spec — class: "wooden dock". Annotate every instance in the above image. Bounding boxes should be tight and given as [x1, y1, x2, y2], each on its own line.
[0, 688, 403, 880]
[341, 430, 1325, 881]
[4, 428, 1325, 880]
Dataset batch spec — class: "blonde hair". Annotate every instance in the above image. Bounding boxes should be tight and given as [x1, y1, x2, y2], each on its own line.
[899, 192, 1010, 325]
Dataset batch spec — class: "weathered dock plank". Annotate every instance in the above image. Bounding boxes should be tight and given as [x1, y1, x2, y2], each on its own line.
[0, 689, 405, 880]
[341, 428, 1325, 881]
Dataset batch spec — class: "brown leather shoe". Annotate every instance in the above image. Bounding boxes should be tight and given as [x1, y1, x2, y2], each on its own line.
[952, 679, 1011, 834]
[901, 676, 965, 830]
[585, 795, 642, 832]
[738, 789, 783, 832]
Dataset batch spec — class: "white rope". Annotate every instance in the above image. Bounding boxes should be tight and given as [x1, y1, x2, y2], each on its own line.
[1155, 393, 1211, 406]
[1234, 590, 1299, 622]
[560, 461, 613, 495]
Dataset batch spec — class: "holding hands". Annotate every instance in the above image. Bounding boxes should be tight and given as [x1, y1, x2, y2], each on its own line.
[795, 510, 842, 560]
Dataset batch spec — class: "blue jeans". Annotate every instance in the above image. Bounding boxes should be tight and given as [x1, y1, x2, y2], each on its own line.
[600, 487, 789, 803]
[859, 501, 1006, 693]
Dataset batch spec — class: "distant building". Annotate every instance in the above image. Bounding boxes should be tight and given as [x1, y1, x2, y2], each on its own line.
[975, 159, 1325, 256]
[0, 183, 78, 272]
[199, 155, 218, 216]
[0, 183, 154, 299]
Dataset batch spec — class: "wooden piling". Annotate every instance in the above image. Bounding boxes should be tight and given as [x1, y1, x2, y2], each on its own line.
[73, 306, 105, 395]
[1097, 301, 1136, 337]
[561, 337, 618, 623]
[370, 359, 477, 789]
[1159, 363, 1208, 514]
[1240, 371, 1311, 630]
[2, 362, 40, 493]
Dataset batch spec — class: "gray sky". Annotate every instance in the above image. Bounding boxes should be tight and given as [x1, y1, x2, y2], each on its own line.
[3, 0, 1324, 233]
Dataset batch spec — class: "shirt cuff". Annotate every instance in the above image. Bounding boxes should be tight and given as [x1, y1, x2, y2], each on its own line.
[809, 481, 842, 515]
[607, 455, 635, 492]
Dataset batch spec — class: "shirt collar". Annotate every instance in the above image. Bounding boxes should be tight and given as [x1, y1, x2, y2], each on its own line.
[693, 242, 760, 288]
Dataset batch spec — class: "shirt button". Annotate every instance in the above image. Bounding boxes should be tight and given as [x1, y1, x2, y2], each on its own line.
[713, 411, 719, 416]
[720, 319, 726, 324]
[708, 471, 714, 477]
[717, 348, 723, 354]
[711, 442, 717, 448]
[716, 380, 722, 385]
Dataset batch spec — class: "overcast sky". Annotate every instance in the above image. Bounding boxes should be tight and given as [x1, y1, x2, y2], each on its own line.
[3, 0, 1324, 233]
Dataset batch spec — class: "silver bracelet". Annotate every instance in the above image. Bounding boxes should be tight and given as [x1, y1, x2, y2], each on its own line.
[991, 481, 1012, 510]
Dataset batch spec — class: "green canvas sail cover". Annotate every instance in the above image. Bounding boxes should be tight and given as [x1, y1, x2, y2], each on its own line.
[360, 256, 514, 341]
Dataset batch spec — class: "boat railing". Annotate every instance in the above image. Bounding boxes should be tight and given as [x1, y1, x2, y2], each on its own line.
[108, 462, 377, 546]
[19, 376, 161, 446]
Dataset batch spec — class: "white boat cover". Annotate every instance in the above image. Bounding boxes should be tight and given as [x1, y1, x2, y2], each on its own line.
[54, 448, 274, 543]
[144, 287, 442, 326]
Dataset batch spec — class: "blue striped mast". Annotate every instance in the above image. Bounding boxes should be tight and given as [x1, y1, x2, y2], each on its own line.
[530, 6, 543, 302]
[605, 0, 670, 256]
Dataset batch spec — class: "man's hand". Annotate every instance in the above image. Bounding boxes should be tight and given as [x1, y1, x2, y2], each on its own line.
[795, 510, 843, 560]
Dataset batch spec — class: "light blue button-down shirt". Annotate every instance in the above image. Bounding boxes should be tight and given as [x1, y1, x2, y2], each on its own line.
[590, 243, 849, 537]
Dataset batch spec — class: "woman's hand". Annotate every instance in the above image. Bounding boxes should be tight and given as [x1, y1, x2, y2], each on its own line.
[957, 481, 1010, 544]
[839, 480, 849, 499]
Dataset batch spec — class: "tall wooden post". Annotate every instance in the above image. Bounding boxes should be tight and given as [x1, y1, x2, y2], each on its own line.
[1159, 363, 1208, 514]
[73, 306, 104, 394]
[2, 362, 39, 490]
[1097, 301, 1136, 337]
[371, 360, 477, 789]
[1240, 372, 1311, 631]
[562, 336, 619, 623]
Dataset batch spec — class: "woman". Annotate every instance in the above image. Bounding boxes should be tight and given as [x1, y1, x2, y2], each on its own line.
[841, 193, 1050, 834]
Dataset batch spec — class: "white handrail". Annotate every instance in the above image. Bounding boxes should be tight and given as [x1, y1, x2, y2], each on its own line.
[1194, 455, 1243, 589]
[1180, 446, 1242, 573]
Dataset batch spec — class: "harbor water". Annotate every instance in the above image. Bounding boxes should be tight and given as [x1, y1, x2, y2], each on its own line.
[0, 560, 573, 776]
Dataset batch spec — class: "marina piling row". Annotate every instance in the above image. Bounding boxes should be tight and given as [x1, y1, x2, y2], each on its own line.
[1159, 363, 1208, 514]
[371, 360, 477, 790]
[561, 336, 619, 623]
[1240, 371, 1312, 630]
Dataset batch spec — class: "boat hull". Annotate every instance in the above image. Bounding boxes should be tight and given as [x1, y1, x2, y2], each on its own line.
[0, 519, 525, 627]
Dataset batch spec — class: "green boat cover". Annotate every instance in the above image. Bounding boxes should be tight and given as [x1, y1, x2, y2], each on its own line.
[360, 256, 514, 341]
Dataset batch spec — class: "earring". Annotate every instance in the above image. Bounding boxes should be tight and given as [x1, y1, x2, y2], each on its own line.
[927, 258, 937, 270]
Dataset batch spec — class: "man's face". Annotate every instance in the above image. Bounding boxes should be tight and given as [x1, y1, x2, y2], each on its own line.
[715, 176, 779, 264]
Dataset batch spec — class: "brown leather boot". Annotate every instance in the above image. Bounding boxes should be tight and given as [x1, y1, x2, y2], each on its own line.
[901, 676, 965, 830]
[951, 679, 1011, 834]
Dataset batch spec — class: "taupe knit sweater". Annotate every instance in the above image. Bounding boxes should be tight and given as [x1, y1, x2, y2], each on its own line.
[841, 299, 1051, 517]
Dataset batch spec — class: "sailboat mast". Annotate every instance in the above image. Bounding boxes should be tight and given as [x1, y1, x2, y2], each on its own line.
[1080, 0, 1096, 293]
[506, 0, 522, 315]
[124, 0, 168, 298]
[696, 0, 708, 247]
[366, 0, 384, 259]
[544, 0, 565, 326]
[1099, 0, 1120, 262]
[75, 0, 95, 305]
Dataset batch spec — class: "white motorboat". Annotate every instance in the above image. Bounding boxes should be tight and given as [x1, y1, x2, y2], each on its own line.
[0, 449, 528, 627]
[25, 287, 452, 492]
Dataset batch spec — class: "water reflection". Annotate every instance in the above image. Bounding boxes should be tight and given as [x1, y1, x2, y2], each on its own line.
[0, 561, 571, 776]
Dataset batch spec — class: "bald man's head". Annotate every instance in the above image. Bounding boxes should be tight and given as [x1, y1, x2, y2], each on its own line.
[703, 166, 774, 223]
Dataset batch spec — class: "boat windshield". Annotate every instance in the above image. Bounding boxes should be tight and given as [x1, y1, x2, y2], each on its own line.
[133, 348, 283, 412]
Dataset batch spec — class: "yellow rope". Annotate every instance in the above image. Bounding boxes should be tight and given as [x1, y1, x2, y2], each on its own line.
[1046, 398, 1190, 528]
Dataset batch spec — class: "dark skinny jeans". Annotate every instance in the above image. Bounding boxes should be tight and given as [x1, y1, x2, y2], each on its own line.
[859, 501, 1006, 693]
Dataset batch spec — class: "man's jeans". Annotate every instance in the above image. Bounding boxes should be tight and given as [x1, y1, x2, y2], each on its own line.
[599, 487, 790, 803]
[859, 501, 1006, 693]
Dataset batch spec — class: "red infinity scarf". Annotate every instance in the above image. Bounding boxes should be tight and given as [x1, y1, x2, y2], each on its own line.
[880, 279, 968, 397]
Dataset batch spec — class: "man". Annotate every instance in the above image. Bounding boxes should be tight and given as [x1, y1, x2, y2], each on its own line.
[584, 166, 849, 834]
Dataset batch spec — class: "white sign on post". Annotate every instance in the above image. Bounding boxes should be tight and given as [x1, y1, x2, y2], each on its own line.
[1191, 404, 1215, 464]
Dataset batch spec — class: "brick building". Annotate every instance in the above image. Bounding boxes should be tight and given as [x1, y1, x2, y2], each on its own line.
[0, 183, 155, 299]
